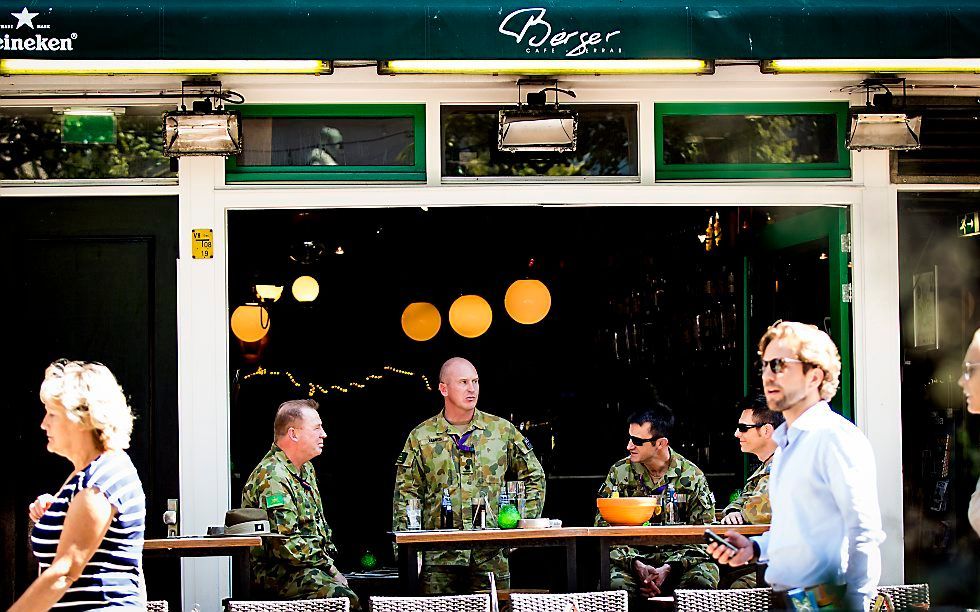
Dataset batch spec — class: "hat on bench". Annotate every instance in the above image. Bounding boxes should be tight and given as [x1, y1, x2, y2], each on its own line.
[224, 508, 272, 536]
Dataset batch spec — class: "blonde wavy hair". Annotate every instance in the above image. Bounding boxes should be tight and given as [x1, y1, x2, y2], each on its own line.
[758, 321, 842, 401]
[39, 359, 134, 451]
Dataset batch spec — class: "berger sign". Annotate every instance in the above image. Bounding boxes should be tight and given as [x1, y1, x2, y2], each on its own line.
[498, 8, 622, 57]
[0, 7, 77, 52]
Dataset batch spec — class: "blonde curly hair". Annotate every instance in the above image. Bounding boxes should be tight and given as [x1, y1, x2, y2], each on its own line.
[758, 321, 842, 402]
[39, 359, 134, 451]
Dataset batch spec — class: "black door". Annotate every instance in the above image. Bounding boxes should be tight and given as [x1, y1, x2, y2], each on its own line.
[0, 196, 180, 607]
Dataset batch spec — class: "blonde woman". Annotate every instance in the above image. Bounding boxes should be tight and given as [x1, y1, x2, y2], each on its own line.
[960, 329, 980, 537]
[11, 359, 146, 611]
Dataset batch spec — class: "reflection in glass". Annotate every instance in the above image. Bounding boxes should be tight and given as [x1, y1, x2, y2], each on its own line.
[662, 114, 839, 165]
[0, 107, 174, 180]
[237, 117, 414, 167]
[442, 104, 638, 177]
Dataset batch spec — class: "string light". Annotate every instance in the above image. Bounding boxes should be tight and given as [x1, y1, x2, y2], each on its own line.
[241, 364, 434, 398]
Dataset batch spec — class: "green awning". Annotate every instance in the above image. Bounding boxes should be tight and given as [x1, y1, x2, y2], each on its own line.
[2, 1, 979, 61]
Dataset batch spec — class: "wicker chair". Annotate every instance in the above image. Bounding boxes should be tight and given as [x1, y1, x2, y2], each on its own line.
[509, 590, 627, 612]
[674, 587, 772, 612]
[147, 602, 169, 612]
[225, 600, 350, 612]
[874, 584, 930, 611]
[369, 594, 491, 612]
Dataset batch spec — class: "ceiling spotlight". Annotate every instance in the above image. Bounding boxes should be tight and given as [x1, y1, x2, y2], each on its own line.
[499, 80, 578, 153]
[847, 78, 921, 151]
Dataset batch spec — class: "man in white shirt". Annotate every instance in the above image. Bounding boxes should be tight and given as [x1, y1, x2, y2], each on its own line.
[707, 321, 885, 610]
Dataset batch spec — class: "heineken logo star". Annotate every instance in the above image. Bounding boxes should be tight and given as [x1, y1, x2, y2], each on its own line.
[11, 7, 39, 29]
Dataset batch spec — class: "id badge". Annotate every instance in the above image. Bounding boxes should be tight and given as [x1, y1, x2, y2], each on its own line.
[461, 457, 474, 476]
[786, 588, 819, 612]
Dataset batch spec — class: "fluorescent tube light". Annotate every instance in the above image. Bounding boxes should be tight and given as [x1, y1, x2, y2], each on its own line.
[0, 59, 330, 75]
[763, 59, 980, 74]
[381, 59, 712, 75]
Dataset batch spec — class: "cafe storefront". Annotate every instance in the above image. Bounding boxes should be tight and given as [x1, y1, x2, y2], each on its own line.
[3, 1, 980, 608]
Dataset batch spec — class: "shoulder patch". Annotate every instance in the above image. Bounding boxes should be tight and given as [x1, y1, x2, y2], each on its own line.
[264, 493, 285, 509]
[524, 438, 534, 451]
[397, 451, 408, 464]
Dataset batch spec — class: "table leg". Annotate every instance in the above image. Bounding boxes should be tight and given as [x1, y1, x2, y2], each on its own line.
[564, 538, 578, 593]
[232, 550, 251, 598]
[598, 538, 611, 591]
[398, 544, 420, 594]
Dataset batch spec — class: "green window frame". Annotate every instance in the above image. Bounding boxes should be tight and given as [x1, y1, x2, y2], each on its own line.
[225, 104, 425, 182]
[655, 102, 850, 180]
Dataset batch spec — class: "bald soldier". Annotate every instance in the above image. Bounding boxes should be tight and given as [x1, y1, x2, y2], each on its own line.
[242, 399, 359, 609]
[393, 357, 547, 594]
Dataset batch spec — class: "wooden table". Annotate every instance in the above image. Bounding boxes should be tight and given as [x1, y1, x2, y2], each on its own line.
[144, 536, 261, 598]
[586, 525, 770, 591]
[392, 528, 589, 594]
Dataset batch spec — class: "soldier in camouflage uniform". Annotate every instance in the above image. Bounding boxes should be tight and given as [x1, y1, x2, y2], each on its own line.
[242, 399, 360, 609]
[595, 399, 718, 603]
[719, 394, 783, 588]
[393, 357, 546, 594]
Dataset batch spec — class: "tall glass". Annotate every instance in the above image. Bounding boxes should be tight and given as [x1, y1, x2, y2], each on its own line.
[506, 481, 527, 518]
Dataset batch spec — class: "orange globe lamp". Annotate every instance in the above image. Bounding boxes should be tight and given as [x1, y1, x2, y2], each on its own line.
[504, 279, 552, 324]
[401, 302, 441, 341]
[292, 275, 320, 302]
[449, 295, 492, 338]
[230, 305, 271, 343]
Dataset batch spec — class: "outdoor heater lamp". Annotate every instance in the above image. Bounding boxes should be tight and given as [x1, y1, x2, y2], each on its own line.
[163, 109, 242, 156]
[498, 84, 578, 153]
[847, 111, 922, 150]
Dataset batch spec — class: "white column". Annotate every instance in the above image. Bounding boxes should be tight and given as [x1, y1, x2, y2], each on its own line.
[177, 156, 232, 611]
[851, 149, 905, 585]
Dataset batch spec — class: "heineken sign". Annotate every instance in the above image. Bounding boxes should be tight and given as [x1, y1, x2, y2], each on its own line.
[0, 7, 77, 52]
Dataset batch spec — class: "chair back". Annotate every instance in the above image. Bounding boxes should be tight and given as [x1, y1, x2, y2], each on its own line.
[875, 584, 930, 611]
[369, 594, 491, 612]
[674, 587, 772, 612]
[147, 601, 169, 612]
[225, 600, 350, 612]
[509, 590, 627, 612]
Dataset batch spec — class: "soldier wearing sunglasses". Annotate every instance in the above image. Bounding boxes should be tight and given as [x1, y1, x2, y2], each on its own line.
[721, 393, 784, 527]
[595, 392, 718, 602]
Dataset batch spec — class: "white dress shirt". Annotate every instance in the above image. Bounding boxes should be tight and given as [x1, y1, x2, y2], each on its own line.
[969, 477, 980, 538]
[752, 401, 885, 611]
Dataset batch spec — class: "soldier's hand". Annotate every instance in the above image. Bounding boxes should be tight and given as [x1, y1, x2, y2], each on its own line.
[634, 561, 661, 597]
[720, 511, 744, 525]
[330, 566, 349, 587]
[706, 530, 754, 567]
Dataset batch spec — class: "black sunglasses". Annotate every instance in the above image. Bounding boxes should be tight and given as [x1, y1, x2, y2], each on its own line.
[759, 357, 806, 376]
[735, 422, 765, 433]
[628, 434, 663, 446]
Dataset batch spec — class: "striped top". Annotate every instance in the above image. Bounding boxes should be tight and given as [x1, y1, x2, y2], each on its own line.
[32, 451, 146, 609]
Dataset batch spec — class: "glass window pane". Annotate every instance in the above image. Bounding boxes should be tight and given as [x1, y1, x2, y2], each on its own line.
[662, 114, 839, 165]
[237, 116, 415, 167]
[442, 105, 638, 177]
[0, 107, 175, 180]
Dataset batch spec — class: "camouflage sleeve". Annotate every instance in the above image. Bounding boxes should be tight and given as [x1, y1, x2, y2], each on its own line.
[509, 428, 546, 519]
[740, 472, 771, 524]
[723, 494, 746, 516]
[393, 436, 423, 533]
[258, 474, 329, 568]
[594, 467, 617, 527]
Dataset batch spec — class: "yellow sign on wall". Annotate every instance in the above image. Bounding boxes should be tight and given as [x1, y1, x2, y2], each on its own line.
[192, 229, 214, 259]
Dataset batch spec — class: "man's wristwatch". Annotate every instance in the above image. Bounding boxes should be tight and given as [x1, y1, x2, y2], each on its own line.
[751, 540, 761, 562]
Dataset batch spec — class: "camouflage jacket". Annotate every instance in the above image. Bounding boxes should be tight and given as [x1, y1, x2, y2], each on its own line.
[242, 444, 338, 588]
[723, 455, 773, 524]
[393, 408, 547, 566]
[595, 449, 715, 572]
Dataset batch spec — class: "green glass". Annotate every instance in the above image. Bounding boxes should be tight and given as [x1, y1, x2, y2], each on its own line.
[497, 504, 521, 529]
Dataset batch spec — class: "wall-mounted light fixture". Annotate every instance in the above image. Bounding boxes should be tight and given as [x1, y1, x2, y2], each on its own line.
[847, 78, 921, 150]
[762, 58, 980, 74]
[0, 59, 329, 76]
[164, 82, 243, 156]
[499, 80, 578, 152]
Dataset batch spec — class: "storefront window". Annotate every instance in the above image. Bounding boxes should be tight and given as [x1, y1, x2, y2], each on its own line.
[227, 104, 425, 182]
[442, 104, 638, 179]
[0, 107, 174, 181]
[656, 102, 850, 180]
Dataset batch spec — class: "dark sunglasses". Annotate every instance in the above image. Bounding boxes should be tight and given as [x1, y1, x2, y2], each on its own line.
[735, 422, 765, 433]
[628, 434, 663, 446]
[759, 357, 806, 376]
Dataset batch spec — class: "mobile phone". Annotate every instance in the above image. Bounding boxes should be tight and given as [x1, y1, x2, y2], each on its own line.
[703, 528, 739, 554]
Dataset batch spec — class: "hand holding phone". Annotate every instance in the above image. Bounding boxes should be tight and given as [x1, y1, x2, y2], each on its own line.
[704, 528, 739, 554]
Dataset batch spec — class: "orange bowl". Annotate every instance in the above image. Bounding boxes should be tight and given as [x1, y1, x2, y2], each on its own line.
[596, 497, 659, 526]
